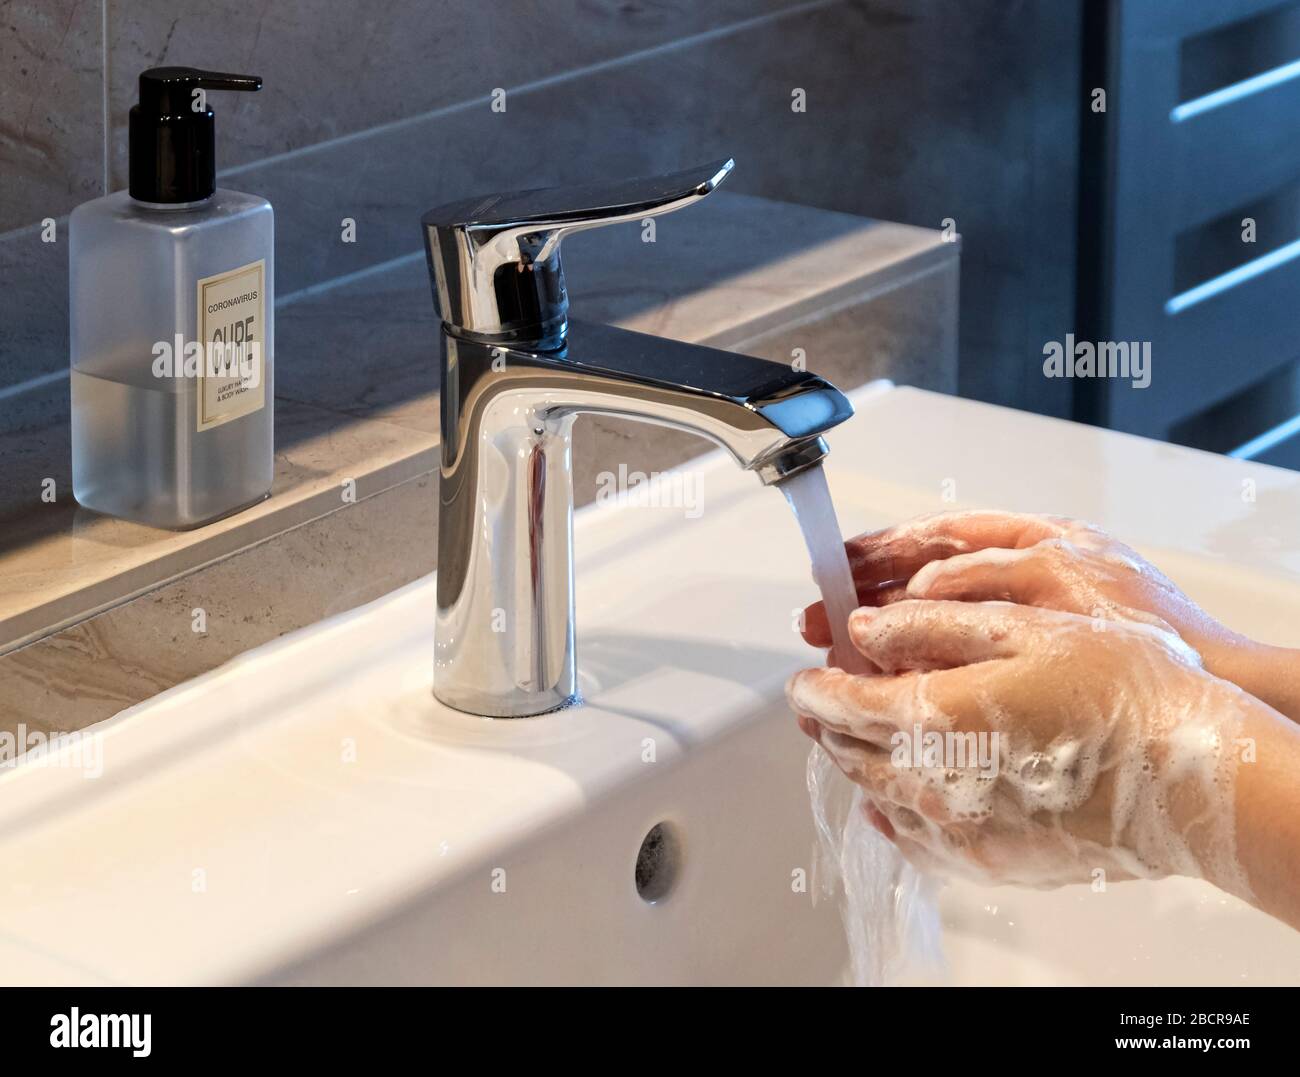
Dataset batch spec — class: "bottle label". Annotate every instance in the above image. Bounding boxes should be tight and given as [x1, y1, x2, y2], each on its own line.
[196, 259, 266, 432]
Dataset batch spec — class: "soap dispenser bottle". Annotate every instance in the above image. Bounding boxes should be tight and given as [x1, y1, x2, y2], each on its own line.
[70, 67, 274, 529]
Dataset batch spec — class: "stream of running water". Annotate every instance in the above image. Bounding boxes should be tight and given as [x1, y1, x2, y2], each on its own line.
[780, 464, 943, 986]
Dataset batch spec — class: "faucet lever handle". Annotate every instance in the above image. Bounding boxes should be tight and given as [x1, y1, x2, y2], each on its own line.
[422, 159, 734, 350]
[437, 158, 734, 253]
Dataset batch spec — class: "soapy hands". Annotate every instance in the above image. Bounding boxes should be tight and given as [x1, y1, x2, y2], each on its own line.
[790, 510, 1300, 930]
[789, 599, 1254, 893]
[801, 511, 1300, 724]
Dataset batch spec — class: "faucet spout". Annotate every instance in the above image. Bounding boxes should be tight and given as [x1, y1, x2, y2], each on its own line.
[522, 319, 850, 469]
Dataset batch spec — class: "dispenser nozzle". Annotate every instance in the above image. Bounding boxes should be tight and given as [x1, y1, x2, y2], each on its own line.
[129, 66, 263, 204]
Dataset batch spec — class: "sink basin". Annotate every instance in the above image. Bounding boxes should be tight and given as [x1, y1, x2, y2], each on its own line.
[3, 381, 1300, 985]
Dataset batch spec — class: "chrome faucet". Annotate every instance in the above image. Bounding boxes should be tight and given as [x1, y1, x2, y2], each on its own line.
[421, 159, 853, 717]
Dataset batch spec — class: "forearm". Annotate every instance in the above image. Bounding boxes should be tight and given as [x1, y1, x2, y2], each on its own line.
[1219, 698, 1300, 931]
[1206, 638, 1300, 726]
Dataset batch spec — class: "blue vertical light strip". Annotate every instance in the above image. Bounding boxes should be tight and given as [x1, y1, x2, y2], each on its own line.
[1171, 57, 1300, 122]
[1229, 412, 1300, 460]
[1165, 236, 1300, 315]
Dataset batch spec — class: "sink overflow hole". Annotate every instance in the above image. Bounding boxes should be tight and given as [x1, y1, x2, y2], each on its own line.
[635, 822, 680, 903]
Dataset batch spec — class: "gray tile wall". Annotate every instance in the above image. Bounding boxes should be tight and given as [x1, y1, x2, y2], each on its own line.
[0, 0, 1082, 411]
[0, 0, 104, 226]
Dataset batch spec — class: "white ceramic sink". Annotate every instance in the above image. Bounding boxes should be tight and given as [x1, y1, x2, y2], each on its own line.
[4, 382, 1300, 985]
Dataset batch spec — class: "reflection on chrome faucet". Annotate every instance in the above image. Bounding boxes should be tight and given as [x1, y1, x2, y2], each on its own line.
[421, 159, 854, 717]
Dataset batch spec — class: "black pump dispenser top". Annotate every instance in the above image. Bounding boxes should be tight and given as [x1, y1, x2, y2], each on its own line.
[128, 67, 262, 204]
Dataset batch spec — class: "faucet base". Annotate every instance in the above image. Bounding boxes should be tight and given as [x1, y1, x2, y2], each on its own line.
[435, 374, 579, 718]
[432, 684, 581, 719]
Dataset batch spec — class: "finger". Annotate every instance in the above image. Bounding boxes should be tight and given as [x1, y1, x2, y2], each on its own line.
[871, 582, 911, 606]
[889, 828, 951, 875]
[800, 580, 908, 648]
[847, 598, 1067, 673]
[816, 727, 930, 810]
[801, 607, 886, 676]
[819, 724, 966, 827]
[828, 641, 882, 676]
[845, 511, 1071, 589]
[801, 601, 830, 647]
[873, 799, 932, 839]
[819, 727, 894, 776]
[862, 799, 896, 841]
[786, 667, 916, 746]
[795, 713, 822, 743]
[904, 546, 1047, 604]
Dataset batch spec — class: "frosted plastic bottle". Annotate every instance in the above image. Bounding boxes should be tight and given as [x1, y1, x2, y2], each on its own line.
[70, 67, 273, 529]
